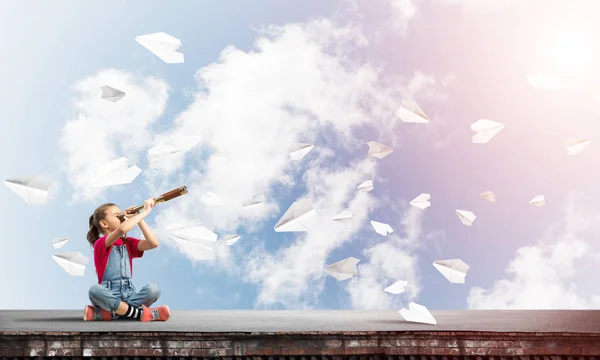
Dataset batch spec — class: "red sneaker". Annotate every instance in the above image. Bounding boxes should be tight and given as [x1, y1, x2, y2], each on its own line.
[140, 304, 171, 322]
[83, 305, 113, 321]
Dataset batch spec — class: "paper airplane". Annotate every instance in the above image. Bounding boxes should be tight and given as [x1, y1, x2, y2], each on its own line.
[241, 197, 263, 209]
[100, 85, 125, 102]
[409, 193, 431, 209]
[566, 138, 591, 155]
[222, 234, 240, 246]
[480, 191, 496, 202]
[384, 280, 407, 294]
[148, 135, 201, 168]
[527, 70, 563, 90]
[274, 198, 316, 232]
[166, 223, 218, 260]
[357, 180, 374, 192]
[371, 220, 393, 236]
[4, 175, 53, 205]
[53, 252, 89, 277]
[399, 302, 436, 325]
[89, 158, 141, 188]
[529, 195, 545, 207]
[289, 143, 314, 161]
[471, 119, 504, 144]
[456, 210, 476, 226]
[332, 210, 353, 220]
[395, 99, 430, 123]
[135, 32, 184, 64]
[324, 257, 360, 281]
[52, 238, 68, 249]
[367, 141, 393, 159]
[433, 259, 470, 284]
[201, 191, 225, 206]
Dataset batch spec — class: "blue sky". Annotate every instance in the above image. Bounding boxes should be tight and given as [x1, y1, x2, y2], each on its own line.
[3, 0, 600, 313]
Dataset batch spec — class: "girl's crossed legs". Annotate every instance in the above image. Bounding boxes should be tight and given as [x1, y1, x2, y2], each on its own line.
[87, 282, 168, 321]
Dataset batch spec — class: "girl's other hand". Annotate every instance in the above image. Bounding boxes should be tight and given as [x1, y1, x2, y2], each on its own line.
[124, 206, 138, 218]
[143, 198, 155, 213]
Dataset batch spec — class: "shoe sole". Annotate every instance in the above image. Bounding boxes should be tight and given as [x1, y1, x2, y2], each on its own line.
[83, 306, 90, 321]
[163, 305, 171, 321]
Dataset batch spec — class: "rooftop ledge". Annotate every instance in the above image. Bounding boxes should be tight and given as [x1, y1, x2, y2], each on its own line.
[2, 310, 600, 358]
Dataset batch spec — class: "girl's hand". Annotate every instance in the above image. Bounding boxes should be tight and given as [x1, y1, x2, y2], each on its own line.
[124, 206, 138, 218]
[143, 198, 155, 213]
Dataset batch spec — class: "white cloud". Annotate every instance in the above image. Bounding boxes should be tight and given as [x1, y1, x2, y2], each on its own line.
[345, 207, 424, 309]
[59, 69, 169, 203]
[467, 199, 600, 309]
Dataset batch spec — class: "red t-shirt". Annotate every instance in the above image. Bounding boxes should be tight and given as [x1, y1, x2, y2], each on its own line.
[93, 236, 144, 284]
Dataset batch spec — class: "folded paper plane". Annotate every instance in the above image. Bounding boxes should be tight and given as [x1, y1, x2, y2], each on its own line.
[480, 191, 496, 202]
[148, 135, 200, 168]
[324, 257, 360, 281]
[529, 195, 545, 206]
[384, 280, 407, 294]
[433, 259, 470, 284]
[274, 198, 316, 232]
[566, 138, 591, 155]
[367, 141, 393, 159]
[527, 70, 563, 91]
[222, 234, 240, 246]
[166, 223, 218, 260]
[4, 175, 53, 205]
[357, 180, 374, 192]
[52, 238, 68, 249]
[456, 209, 476, 226]
[399, 302, 436, 325]
[332, 210, 353, 220]
[371, 220, 393, 236]
[53, 252, 89, 276]
[289, 143, 314, 161]
[241, 196, 263, 209]
[100, 85, 125, 102]
[471, 119, 504, 144]
[89, 158, 141, 188]
[395, 99, 430, 123]
[135, 32, 184, 64]
[410, 193, 431, 209]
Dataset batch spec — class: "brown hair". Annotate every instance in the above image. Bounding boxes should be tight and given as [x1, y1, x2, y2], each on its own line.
[87, 203, 118, 248]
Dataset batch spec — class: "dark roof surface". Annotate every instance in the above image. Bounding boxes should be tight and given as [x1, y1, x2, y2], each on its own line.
[1, 310, 599, 333]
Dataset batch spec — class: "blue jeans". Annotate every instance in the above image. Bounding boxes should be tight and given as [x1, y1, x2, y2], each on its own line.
[88, 279, 160, 315]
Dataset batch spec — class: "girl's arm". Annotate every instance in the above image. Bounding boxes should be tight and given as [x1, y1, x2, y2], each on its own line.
[105, 211, 148, 249]
[137, 219, 159, 251]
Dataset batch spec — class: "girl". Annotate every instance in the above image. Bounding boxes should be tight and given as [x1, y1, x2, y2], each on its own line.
[83, 198, 170, 322]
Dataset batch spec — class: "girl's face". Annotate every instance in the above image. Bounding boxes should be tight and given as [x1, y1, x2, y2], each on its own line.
[100, 205, 124, 234]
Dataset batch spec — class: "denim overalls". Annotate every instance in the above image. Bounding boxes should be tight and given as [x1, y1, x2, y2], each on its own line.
[88, 241, 160, 318]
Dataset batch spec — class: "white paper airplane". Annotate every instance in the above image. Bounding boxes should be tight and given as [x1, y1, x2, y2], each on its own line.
[367, 141, 393, 159]
[147, 135, 201, 168]
[357, 180, 374, 192]
[332, 210, 353, 220]
[456, 210, 476, 226]
[324, 257, 360, 281]
[201, 191, 225, 206]
[4, 175, 53, 205]
[527, 70, 563, 91]
[384, 280, 408, 294]
[166, 223, 218, 259]
[241, 195, 264, 209]
[274, 198, 316, 232]
[480, 191, 496, 202]
[135, 32, 184, 64]
[409, 193, 431, 209]
[471, 119, 504, 144]
[289, 143, 314, 161]
[52, 238, 68, 249]
[529, 195, 545, 207]
[100, 85, 125, 102]
[371, 220, 393, 236]
[399, 302, 436, 325]
[395, 99, 430, 123]
[433, 259, 470, 284]
[89, 158, 141, 188]
[53, 252, 89, 277]
[222, 234, 240, 246]
[566, 138, 591, 155]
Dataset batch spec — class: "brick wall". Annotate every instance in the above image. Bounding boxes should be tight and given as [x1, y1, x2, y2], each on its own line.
[1, 331, 600, 358]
